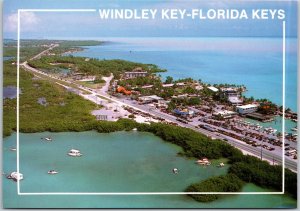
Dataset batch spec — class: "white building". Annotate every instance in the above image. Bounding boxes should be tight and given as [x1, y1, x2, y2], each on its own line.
[213, 110, 237, 119]
[124, 71, 148, 79]
[236, 104, 258, 114]
[208, 86, 219, 92]
[228, 96, 243, 106]
[138, 95, 163, 104]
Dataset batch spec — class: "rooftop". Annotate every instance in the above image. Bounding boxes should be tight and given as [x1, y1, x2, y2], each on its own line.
[208, 86, 219, 92]
[237, 104, 258, 109]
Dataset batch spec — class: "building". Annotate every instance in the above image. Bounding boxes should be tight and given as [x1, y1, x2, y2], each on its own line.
[246, 113, 274, 122]
[124, 71, 148, 79]
[213, 110, 237, 119]
[141, 85, 153, 89]
[116, 86, 132, 95]
[208, 86, 219, 92]
[162, 83, 174, 88]
[228, 96, 243, 106]
[138, 95, 163, 104]
[91, 109, 111, 121]
[236, 104, 258, 114]
[124, 68, 148, 79]
[176, 82, 186, 86]
[173, 108, 195, 117]
[221, 87, 243, 105]
[157, 99, 169, 108]
[221, 87, 239, 97]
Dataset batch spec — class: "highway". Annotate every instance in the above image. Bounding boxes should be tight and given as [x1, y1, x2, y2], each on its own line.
[20, 44, 297, 172]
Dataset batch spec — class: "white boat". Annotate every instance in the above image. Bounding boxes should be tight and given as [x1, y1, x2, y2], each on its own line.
[68, 149, 82, 157]
[7, 172, 23, 181]
[45, 137, 52, 141]
[291, 127, 297, 132]
[9, 147, 17, 151]
[132, 128, 137, 131]
[172, 168, 178, 174]
[48, 170, 58, 174]
[264, 127, 277, 133]
[196, 158, 211, 165]
[218, 162, 225, 167]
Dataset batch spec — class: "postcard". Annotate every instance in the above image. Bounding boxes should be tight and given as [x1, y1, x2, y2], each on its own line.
[2, 0, 298, 209]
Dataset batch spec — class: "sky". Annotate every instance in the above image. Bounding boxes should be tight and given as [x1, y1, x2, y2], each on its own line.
[3, 0, 298, 39]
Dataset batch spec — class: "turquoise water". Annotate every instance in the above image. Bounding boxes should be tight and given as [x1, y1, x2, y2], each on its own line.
[3, 131, 296, 208]
[70, 37, 297, 111]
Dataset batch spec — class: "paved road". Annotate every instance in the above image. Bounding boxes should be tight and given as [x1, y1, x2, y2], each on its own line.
[30, 44, 59, 60]
[21, 45, 297, 172]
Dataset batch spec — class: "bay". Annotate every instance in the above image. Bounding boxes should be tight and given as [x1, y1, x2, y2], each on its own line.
[3, 131, 296, 208]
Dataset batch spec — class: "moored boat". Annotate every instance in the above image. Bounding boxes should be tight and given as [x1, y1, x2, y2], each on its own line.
[196, 158, 211, 165]
[7, 172, 23, 181]
[48, 170, 58, 174]
[172, 168, 178, 174]
[218, 162, 225, 167]
[68, 149, 82, 157]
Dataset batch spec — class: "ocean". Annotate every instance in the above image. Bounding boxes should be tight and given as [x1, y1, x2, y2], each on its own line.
[3, 131, 296, 208]
[70, 37, 297, 112]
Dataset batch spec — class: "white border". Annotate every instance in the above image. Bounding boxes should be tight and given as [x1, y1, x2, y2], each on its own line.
[16, 9, 286, 195]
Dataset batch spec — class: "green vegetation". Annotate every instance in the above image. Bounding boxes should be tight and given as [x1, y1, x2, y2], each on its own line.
[169, 97, 201, 108]
[3, 61, 297, 201]
[3, 42, 297, 203]
[4, 46, 48, 61]
[118, 76, 161, 87]
[185, 174, 244, 202]
[49, 40, 103, 54]
[257, 99, 278, 115]
[3, 61, 97, 137]
[27, 56, 166, 79]
[228, 154, 297, 198]
[4, 39, 103, 62]
[137, 122, 242, 159]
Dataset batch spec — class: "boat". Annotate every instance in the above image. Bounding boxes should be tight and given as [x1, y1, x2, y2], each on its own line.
[132, 128, 137, 131]
[196, 158, 211, 165]
[9, 147, 17, 151]
[291, 127, 297, 132]
[68, 149, 82, 157]
[48, 170, 58, 175]
[218, 162, 225, 167]
[172, 168, 179, 174]
[264, 127, 277, 134]
[7, 172, 23, 181]
[45, 137, 52, 141]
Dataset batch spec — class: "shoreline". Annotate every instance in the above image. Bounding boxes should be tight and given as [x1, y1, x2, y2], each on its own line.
[70, 38, 297, 112]
[3, 40, 297, 203]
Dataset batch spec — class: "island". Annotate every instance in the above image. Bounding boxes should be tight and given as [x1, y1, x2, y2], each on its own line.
[3, 39, 297, 203]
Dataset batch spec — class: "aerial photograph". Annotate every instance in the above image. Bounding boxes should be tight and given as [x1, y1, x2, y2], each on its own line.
[2, 0, 298, 209]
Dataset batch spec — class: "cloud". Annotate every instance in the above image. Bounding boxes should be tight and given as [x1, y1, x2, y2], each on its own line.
[4, 11, 40, 32]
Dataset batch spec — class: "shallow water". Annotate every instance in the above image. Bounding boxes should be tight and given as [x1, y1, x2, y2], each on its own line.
[3, 86, 21, 99]
[3, 131, 296, 208]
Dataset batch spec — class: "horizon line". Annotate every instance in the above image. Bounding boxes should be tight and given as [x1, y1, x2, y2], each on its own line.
[4, 35, 298, 41]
